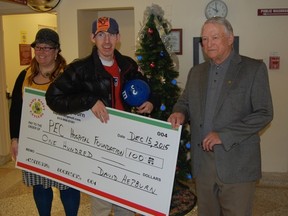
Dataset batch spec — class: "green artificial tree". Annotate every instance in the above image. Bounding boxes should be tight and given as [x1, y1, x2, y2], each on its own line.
[135, 4, 192, 182]
[135, 5, 197, 215]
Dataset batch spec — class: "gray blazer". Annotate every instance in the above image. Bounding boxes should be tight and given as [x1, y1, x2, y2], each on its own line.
[173, 53, 273, 183]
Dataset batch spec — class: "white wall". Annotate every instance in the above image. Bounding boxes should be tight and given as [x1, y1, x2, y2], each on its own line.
[55, 0, 288, 173]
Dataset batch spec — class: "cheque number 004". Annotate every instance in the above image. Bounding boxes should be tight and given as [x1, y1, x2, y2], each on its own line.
[157, 131, 167, 138]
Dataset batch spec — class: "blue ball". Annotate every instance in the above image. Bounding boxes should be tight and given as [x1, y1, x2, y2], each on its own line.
[160, 104, 166, 111]
[122, 79, 151, 107]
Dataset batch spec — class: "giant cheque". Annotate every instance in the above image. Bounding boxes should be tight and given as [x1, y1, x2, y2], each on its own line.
[16, 88, 182, 216]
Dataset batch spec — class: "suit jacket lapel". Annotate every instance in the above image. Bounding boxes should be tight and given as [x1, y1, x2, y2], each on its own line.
[214, 54, 242, 116]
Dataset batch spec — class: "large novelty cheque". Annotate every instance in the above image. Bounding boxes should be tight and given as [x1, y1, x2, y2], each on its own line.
[17, 88, 182, 216]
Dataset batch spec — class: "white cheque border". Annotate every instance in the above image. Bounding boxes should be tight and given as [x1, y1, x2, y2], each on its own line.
[16, 88, 182, 216]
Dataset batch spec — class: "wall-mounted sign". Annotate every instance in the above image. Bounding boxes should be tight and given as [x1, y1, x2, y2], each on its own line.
[19, 44, 32, 66]
[258, 8, 288, 16]
[269, 55, 280, 70]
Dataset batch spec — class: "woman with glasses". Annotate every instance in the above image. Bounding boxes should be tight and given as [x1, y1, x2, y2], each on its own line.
[9, 28, 80, 216]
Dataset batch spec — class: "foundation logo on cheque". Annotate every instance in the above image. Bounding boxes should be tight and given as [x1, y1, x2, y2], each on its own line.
[29, 98, 45, 118]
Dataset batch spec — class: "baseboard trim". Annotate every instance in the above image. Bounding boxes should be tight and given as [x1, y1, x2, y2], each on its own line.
[259, 172, 288, 187]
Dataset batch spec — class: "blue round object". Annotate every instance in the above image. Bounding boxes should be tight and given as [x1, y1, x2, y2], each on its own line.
[122, 79, 150, 107]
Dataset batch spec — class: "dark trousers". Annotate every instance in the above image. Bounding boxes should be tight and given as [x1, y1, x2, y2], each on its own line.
[33, 185, 80, 216]
[195, 152, 256, 216]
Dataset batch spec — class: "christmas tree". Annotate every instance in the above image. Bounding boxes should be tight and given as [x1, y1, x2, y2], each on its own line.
[135, 5, 197, 215]
[135, 4, 192, 182]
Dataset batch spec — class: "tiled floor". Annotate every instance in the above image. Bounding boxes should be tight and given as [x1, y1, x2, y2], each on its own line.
[1, 160, 288, 216]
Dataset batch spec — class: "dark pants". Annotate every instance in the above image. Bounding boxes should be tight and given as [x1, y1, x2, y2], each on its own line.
[33, 185, 80, 216]
[195, 152, 256, 216]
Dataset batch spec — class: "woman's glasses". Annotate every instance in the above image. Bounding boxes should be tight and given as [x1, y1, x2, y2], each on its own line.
[34, 46, 56, 52]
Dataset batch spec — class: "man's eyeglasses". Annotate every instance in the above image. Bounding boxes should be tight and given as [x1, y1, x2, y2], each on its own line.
[94, 32, 117, 40]
[34, 46, 56, 52]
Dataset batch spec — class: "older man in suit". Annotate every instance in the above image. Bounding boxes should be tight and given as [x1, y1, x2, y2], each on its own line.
[168, 17, 273, 216]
